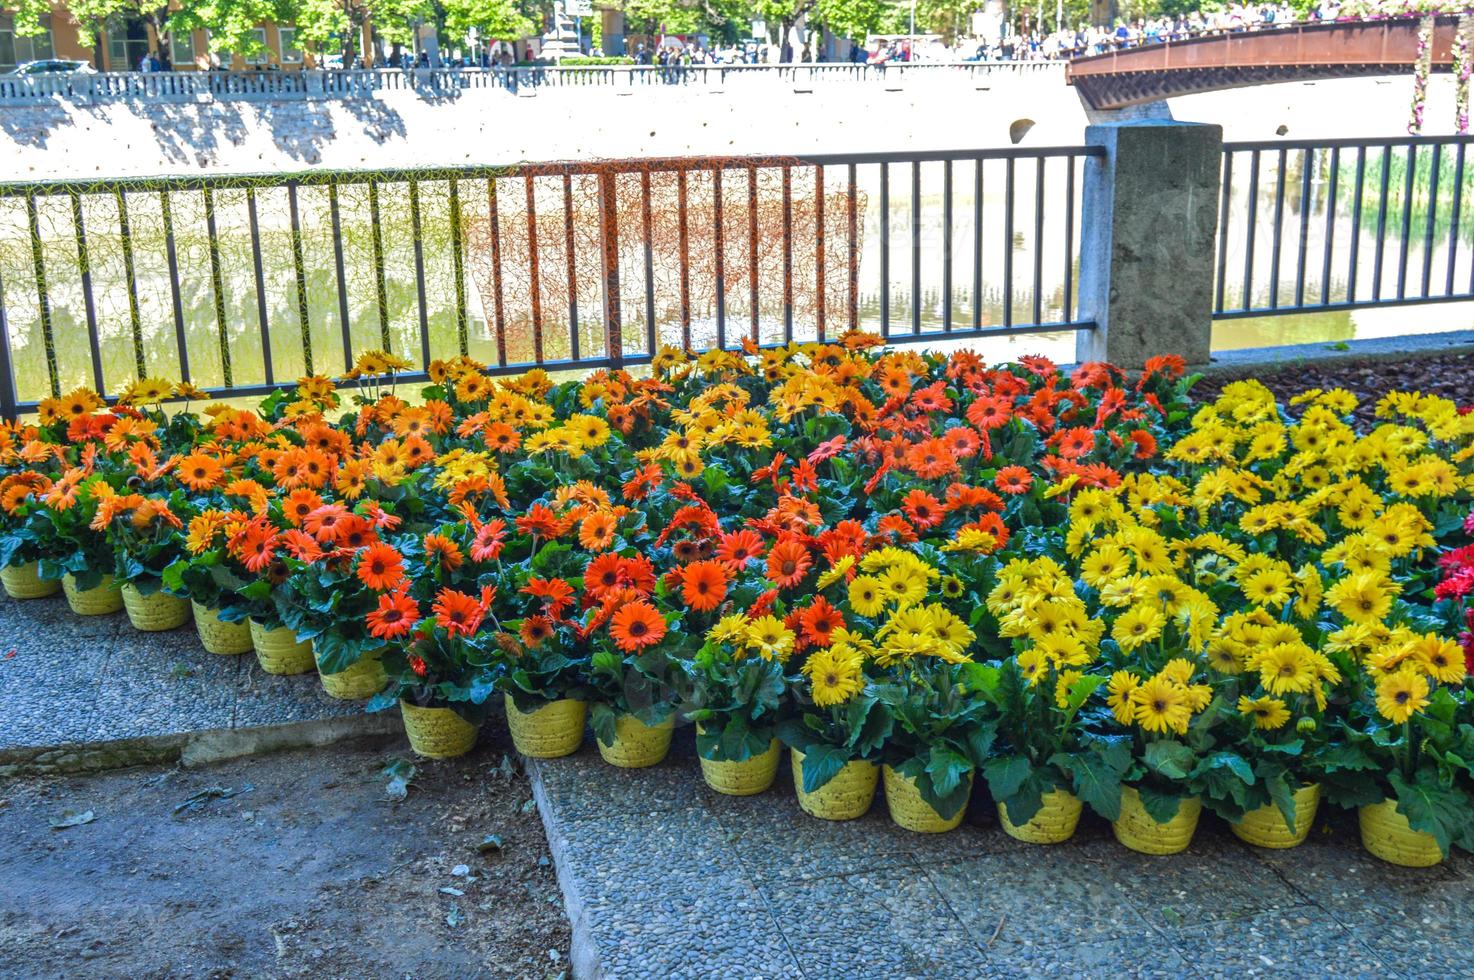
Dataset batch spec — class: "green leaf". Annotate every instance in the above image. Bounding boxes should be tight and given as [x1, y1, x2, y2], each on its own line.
[1136, 785, 1184, 824]
[1388, 771, 1465, 857]
[925, 745, 972, 799]
[589, 703, 618, 747]
[799, 744, 849, 795]
[982, 755, 1033, 802]
[1051, 741, 1129, 821]
[1263, 770, 1299, 833]
[1143, 740, 1195, 781]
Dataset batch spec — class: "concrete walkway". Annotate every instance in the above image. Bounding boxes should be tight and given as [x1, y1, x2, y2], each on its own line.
[528, 733, 1473, 980]
[0, 594, 395, 776]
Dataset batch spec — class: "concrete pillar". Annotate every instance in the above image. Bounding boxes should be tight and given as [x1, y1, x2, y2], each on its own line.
[1075, 120, 1222, 368]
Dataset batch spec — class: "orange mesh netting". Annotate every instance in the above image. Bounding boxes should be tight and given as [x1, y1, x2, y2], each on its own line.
[463, 158, 867, 365]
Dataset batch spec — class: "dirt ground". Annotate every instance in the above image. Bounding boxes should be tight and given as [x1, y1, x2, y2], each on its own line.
[0, 732, 571, 979]
[1195, 350, 1474, 426]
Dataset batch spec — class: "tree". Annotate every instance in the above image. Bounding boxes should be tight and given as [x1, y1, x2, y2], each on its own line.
[170, 0, 299, 64]
[438, 0, 535, 47]
[813, 0, 900, 43]
[7, 0, 55, 41]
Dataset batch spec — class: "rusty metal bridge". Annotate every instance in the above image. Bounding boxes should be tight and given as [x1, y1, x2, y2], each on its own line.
[1067, 16, 1463, 109]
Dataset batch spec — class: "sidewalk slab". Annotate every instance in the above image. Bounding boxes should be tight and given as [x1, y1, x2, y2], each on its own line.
[528, 728, 1473, 980]
[0, 594, 397, 776]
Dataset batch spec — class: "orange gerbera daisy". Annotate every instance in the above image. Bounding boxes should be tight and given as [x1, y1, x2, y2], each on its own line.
[901, 489, 944, 530]
[905, 437, 956, 480]
[357, 542, 405, 591]
[520, 615, 554, 648]
[799, 597, 843, 647]
[766, 538, 812, 589]
[579, 512, 618, 552]
[1128, 429, 1157, 460]
[432, 588, 487, 637]
[942, 426, 981, 459]
[1052, 426, 1096, 460]
[484, 422, 521, 453]
[995, 466, 1033, 495]
[965, 396, 1013, 430]
[423, 533, 464, 572]
[335, 515, 377, 551]
[233, 521, 278, 574]
[516, 503, 566, 539]
[283, 488, 323, 527]
[524, 577, 575, 618]
[366, 589, 419, 639]
[715, 529, 765, 568]
[176, 452, 224, 492]
[610, 601, 666, 652]
[680, 560, 730, 612]
[302, 503, 349, 542]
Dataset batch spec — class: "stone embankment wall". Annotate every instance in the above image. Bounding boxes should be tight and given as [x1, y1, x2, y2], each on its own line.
[0, 74, 1458, 179]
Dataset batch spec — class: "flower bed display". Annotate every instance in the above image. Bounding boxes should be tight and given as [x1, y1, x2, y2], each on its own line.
[1, 335, 1470, 864]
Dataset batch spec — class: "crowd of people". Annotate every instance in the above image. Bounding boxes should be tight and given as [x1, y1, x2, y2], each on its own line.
[982, 1, 1347, 61]
[627, 1, 1349, 68]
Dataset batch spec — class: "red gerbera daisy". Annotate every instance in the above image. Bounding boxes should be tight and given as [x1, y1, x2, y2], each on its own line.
[469, 518, 508, 562]
[901, 489, 944, 530]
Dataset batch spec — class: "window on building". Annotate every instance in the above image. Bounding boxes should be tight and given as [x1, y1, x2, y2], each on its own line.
[277, 27, 303, 64]
[171, 31, 194, 67]
[243, 27, 268, 65]
[107, 18, 151, 71]
[0, 15, 56, 71]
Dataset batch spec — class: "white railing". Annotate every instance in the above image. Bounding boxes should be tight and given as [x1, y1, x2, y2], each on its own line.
[0, 62, 1063, 105]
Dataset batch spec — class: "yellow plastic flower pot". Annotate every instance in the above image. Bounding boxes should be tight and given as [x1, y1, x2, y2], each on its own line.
[505, 693, 586, 759]
[400, 700, 480, 759]
[997, 789, 1083, 845]
[249, 620, 315, 676]
[696, 725, 780, 796]
[192, 601, 253, 655]
[1, 562, 59, 600]
[1359, 799, 1444, 867]
[883, 764, 972, 833]
[1232, 784, 1321, 849]
[63, 574, 123, 616]
[316, 646, 388, 701]
[121, 584, 191, 632]
[792, 748, 878, 821]
[596, 712, 674, 768]
[1112, 786, 1202, 855]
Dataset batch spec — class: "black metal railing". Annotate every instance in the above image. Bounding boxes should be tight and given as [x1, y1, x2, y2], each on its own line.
[1213, 135, 1474, 319]
[0, 146, 1098, 416]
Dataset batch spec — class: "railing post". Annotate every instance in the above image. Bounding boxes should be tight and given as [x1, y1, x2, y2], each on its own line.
[597, 171, 623, 367]
[1076, 120, 1222, 367]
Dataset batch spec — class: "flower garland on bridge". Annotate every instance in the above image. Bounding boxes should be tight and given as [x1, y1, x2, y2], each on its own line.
[0, 336, 1470, 861]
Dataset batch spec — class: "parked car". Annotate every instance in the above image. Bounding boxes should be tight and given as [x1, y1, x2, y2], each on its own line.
[5, 59, 97, 75]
